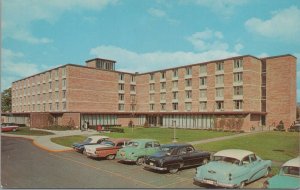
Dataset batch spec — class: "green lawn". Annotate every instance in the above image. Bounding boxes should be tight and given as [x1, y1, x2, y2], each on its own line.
[195, 131, 300, 175]
[51, 127, 235, 147]
[5, 127, 54, 136]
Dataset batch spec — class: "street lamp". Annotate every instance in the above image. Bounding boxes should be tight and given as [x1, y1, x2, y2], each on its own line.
[172, 120, 177, 143]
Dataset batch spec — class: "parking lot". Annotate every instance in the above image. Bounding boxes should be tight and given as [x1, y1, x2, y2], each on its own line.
[1, 136, 266, 188]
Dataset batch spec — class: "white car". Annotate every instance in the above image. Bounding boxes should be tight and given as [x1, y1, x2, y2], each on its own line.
[72, 135, 109, 153]
[84, 140, 115, 157]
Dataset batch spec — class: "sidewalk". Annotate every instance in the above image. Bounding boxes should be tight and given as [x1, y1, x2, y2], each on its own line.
[1, 128, 99, 152]
[187, 130, 267, 145]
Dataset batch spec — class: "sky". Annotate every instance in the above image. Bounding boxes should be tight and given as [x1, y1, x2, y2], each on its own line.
[2, 0, 300, 101]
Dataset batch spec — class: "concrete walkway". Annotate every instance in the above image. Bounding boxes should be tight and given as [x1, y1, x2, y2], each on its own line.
[1, 128, 99, 152]
[188, 130, 267, 145]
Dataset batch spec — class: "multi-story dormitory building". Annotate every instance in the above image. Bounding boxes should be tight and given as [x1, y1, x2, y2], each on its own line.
[4, 54, 296, 132]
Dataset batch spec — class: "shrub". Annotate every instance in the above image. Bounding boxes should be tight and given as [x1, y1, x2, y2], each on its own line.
[275, 121, 285, 131]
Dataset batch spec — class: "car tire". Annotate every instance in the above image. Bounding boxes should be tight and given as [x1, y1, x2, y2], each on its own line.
[168, 165, 179, 174]
[136, 157, 145, 165]
[106, 154, 115, 160]
[239, 181, 245, 188]
[264, 167, 271, 177]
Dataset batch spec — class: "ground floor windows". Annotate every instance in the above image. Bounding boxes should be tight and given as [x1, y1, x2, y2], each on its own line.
[81, 114, 117, 127]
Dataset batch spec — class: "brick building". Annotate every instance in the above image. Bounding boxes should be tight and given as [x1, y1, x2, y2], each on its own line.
[4, 54, 296, 131]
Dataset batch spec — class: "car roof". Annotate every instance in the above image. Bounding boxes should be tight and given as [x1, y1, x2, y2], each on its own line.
[88, 136, 109, 140]
[129, 139, 158, 142]
[162, 143, 191, 148]
[282, 157, 300, 167]
[214, 149, 254, 161]
[109, 138, 130, 143]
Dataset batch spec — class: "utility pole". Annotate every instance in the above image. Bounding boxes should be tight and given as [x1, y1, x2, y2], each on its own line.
[172, 120, 177, 143]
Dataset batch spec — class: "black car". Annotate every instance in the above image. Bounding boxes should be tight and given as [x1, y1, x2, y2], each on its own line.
[72, 136, 109, 153]
[143, 144, 210, 173]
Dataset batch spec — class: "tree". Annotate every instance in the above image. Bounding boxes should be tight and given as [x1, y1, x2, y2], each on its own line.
[1, 88, 12, 112]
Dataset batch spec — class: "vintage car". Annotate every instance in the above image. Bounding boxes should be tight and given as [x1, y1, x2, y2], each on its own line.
[72, 135, 109, 153]
[116, 139, 161, 165]
[264, 157, 300, 189]
[143, 143, 210, 173]
[1, 123, 19, 132]
[194, 149, 272, 188]
[85, 138, 130, 160]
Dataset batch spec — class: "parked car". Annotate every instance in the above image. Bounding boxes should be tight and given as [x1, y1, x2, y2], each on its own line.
[194, 149, 272, 188]
[143, 143, 210, 174]
[85, 138, 130, 160]
[116, 139, 161, 165]
[1, 123, 19, 132]
[72, 135, 109, 153]
[264, 157, 300, 189]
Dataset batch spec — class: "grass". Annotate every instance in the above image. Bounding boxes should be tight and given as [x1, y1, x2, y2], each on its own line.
[194, 131, 300, 175]
[50, 126, 235, 147]
[5, 127, 55, 136]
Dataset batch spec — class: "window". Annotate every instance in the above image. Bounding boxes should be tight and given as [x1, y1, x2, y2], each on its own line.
[234, 86, 243, 95]
[49, 72, 52, 79]
[119, 73, 124, 81]
[216, 62, 224, 71]
[161, 71, 166, 79]
[234, 72, 243, 82]
[62, 79, 66, 88]
[56, 69, 59, 77]
[185, 79, 192, 87]
[130, 104, 136, 111]
[63, 102, 66, 110]
[130, 95, 136, 102]
[234, 59, 243, 68]
[145, 142, 153, 148]
[150, 94, 154, 101]
[149, 104, 155, 111]
[199, 101, 207, 110]
[150, 73, 154, 81]
[200, 64, 207, 74]
[62, 67, 66, 76]
[172, 103, 178, 110]
[173, 69, 178, 77]
[216, 88, 224, 97]
[56, 102, 59, 110]
[186, 67, 192, 76]
[160, 82, 166, 90]
[173, 91, 178, 99]
[200, 77, 207, 86]
[150, 83, 155, 91]
[130, 85, 136, 92]
[161, 103, 166, 111]
[199, 89, 207, 98]
[49, 82, 52, 89]
[185, 90, 192, 99]
[118, 104, 124, 111]
[43, 103, 46, 112]
[55, 91, 59, 100]
[160, 93, 166, 100]
[172, 81, 178, 88]
[62, 90, 66, 99]
[49, 103, 52, 111]
[119, 94, 124, 101]
[49, 92, 52, 99]
[119, 84, 124, 91]
[131, 75, 135, 82]
[216, 75, 224, 85]
[185, 102, 192, 111]
[216, 101, 224, 110]
[55, 81, 59, 89]
[234, 100, 243, 110]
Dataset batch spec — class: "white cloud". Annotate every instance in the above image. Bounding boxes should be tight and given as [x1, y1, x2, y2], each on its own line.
[148, 8, 166, 18]
[90, 45, 239, 73]
[186, 29, 229, 51]
[234, 43, 244, 52]
[2, 0, 118, 44]
[245, 6, 300, 42]
[186, 0, 248, 18]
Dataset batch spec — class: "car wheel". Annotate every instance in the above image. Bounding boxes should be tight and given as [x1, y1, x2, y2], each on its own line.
[202, 158, 208, 165]
[169, 165, 179, 174]
[239, 181, 245, 188]
[264, 167, 271, 177]
[136, 157, 145, 165]
[106, 154, 115, 160]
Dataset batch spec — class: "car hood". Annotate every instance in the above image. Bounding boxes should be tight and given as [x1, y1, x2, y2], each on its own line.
[268, 175, 300, 189]
[197, 161, 240, 180]
[148, 151, 168, 158]
[85, 144, 112, 152]
[119, 146, 138, 153]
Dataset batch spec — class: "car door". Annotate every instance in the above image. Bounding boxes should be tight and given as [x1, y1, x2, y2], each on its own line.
[178, 147, 191, 167]
[248, 154, 266, 181]
[241, 155, 257, 182]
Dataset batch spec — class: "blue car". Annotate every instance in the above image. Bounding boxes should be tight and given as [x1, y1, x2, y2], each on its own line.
[72, 135, 109, 153]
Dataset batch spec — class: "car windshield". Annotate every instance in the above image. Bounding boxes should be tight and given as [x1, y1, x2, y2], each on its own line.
[83, 138, 92, 144]
[161, 146, 176, 154]
[213, 156, 240, 165]
[100, 141, 115, 146]
[127, 141, 139, 147]
[282, 166, 300, 177]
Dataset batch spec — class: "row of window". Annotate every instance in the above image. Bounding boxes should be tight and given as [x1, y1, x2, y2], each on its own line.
[119, 74, 135, 82]
[148, 59, 243, 80]
[13, 101, 67, 112]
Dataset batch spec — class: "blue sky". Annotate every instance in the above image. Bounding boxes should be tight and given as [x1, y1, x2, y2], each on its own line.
[2, 0, 300, 101]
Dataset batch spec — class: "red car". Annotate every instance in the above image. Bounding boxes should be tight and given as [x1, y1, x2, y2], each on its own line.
[1, 123, 19, 132]
[85, 138, 130, 160]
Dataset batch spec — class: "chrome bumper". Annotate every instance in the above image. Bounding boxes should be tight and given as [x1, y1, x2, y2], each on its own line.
[193, 177, 236, 188]
[143, 163, 167, 171]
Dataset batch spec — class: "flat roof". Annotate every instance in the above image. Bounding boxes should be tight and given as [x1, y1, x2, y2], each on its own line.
[85, 57, 116, 63]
